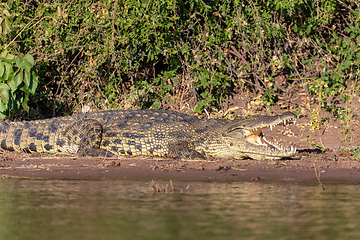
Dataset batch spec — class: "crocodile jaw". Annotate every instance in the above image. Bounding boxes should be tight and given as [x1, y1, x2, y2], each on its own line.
[243, 128, 296, 160]
[226, 111, 297, 160]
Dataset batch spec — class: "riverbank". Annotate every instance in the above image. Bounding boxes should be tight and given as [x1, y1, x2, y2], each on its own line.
[0, 149, 358, 184]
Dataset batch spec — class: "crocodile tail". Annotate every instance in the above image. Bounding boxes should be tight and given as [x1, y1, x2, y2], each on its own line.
[0, 119, 62, 153]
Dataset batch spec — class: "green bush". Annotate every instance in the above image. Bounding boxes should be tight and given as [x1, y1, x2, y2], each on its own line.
[0, 0, 359, 118]
[0, 51, 38, 119]
[0, 4, 38, 119]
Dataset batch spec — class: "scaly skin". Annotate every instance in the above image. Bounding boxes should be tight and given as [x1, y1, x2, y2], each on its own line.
[0, 110, 297, 160]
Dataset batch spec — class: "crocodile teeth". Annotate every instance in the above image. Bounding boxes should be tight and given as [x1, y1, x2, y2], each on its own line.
[262, 135, 296, 154]
[279, 117, 297, 126]
[269, 117, 297, 131]
[243, 112, 297, 157]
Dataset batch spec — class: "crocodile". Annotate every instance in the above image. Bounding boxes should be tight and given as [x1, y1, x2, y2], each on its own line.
[0, 110, 297, 160]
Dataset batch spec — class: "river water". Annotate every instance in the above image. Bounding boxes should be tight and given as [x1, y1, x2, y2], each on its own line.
[0, 179, 359, 240]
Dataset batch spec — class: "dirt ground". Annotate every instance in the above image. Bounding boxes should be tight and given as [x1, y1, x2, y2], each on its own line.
[0, 150, 359, 184]
[0, 104, 359, 184]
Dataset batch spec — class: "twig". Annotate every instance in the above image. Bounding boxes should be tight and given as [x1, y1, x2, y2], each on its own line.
[313, 163, 325, 190]
[170, 180, 174, 192]
[204, 109, 210, 119]
[5, 16, 57, 49]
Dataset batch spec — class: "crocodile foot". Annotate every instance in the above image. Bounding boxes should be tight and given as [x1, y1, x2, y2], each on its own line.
[168, 142, 206, 160]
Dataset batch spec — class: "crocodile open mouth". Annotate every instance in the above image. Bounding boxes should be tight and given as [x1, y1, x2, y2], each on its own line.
[244, 117, 297, 155]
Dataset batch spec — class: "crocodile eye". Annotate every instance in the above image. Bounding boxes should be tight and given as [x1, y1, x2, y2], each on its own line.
[229, 142, 234, 147]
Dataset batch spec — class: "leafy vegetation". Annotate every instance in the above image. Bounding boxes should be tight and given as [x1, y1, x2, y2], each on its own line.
[351, 147, 360, 160]
[0, 4, 38, 119]
[0, 51, 38, 118]
[0, 0, 358, 121]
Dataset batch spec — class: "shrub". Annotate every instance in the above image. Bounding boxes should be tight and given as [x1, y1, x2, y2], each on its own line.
[0, 4, 38, 119]
[0, 0, 358, 118]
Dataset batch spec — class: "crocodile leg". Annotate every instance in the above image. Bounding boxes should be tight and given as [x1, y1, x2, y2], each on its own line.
[65, 119, 115, 157]
[168, 142, 206, 160]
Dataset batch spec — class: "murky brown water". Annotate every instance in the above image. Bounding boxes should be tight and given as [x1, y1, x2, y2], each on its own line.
[0, 179, 359, 240]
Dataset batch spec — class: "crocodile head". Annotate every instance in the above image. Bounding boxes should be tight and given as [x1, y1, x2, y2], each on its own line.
[221, 111, 297, 160]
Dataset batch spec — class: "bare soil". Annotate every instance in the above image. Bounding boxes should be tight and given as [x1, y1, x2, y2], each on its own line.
[0, 150, 359, 184]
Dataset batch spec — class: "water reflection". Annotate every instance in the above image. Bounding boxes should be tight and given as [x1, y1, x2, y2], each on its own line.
[0, 180, 359, 240]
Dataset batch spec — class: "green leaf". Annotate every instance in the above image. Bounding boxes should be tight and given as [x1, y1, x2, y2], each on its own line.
[0, 50, 8, 58]
[292, 24, 298, 33]
[151, 99, 161, 109]
[0, 101, 6, 112]
[21, 95, 29, 112]
[0, 83, 10, 102]
[0, 62, 13, 81]
[8, 71, 23, 93]
[29, 72, 38, 94]
[0, 100, 7, 119]
[7, 79, 17, 93]
[23, 54, 35, 66]
[23, 70, 30, 88]
[0, 50, 15, 62]
[14, 72, 23, 87]
[16, 56, 32, 72]
[306, 25, 312, 34]
[2, 17, 11, 35]
[0, 62, 4, 77]
[344, 27, 351, 33]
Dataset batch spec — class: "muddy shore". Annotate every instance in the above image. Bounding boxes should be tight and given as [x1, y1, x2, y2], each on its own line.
[0, 150, 359, 184]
